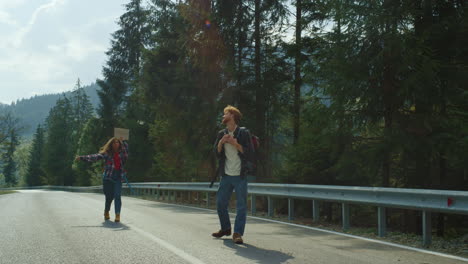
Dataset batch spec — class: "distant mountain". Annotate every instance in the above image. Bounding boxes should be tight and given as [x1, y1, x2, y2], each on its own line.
[0, 83, 100, 139]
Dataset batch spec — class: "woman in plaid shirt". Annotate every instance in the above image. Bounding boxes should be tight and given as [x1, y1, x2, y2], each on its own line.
[75, 137, 128, 222]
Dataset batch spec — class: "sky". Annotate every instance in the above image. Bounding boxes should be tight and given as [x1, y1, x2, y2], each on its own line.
[0, 0, 128, 104]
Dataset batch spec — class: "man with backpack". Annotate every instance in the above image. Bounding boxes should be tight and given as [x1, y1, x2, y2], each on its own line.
[211, 105, 254, 244]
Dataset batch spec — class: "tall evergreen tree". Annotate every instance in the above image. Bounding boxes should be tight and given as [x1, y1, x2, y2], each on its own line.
[25, 125, 46, 186]
[70, 79, 94, 155]
[293, 0, 302, 145]
[43, 97, 74, 185]
[2, 128, 20, 186]
[97, 0, 150, 137]
[0, 111, 22, 186]
[74, 117, 104, 186]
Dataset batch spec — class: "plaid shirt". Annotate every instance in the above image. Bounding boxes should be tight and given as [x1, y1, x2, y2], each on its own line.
[79, 141, 129, 182]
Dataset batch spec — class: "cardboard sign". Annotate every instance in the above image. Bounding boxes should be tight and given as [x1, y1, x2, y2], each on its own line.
[114, 128, 129, 140]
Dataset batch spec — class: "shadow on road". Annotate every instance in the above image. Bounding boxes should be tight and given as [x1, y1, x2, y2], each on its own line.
[222, 238, 294, 264]
[71, 221, 130, 231]
[141, 201, 215, 215]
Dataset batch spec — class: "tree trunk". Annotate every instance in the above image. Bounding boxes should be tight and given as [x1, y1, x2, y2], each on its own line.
[293, 0, 302, 145]
[236, 0, 244, 107]
[254, 0, 266, 180]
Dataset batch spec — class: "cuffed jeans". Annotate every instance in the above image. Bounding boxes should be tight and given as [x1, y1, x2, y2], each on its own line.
[103, 171, 122, 214]
[216, 175, 248, 235]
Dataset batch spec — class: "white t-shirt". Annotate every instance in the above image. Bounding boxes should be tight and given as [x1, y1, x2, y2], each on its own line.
[224, 130, 241, 176]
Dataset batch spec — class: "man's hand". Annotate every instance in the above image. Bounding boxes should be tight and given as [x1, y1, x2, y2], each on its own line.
[226, 136, 238, 145]
[217, 134, 230, 153]
[226, 136, 243, 153]
[74, 156, 80, 162]
[220, 134, 230, 144]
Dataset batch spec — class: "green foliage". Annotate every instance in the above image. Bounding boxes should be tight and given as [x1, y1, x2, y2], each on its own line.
[42, 89, 94, 186]
[13, 140, 31, 186]
[286, 0, 468, 189]
[0, 111, 22, 186]
[43, 97, 74, 185]
[73, 117, 105, 186]
[25, 125, 45, 186]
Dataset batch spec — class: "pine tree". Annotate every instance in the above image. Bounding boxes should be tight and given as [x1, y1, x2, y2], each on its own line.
[43, 97, 74, 185]
[70, 79, 94, 155]
[2, 129, 20, 186]
[0, 111, 21, 186]
[25, 125, 46, 186]
[97, 0, 150, 137]
[74, 117, 104, 186]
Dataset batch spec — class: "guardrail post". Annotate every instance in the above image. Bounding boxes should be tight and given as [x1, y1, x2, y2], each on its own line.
[268, 196, 274, 217]
[206, 192, 210, 207]
[342, 203, 350, 231]
[156, 189, 160, 200]
[251, 195, 257, 215]
[422, 211, 432, 246]
[313, 200, 320, 222]
[378, 207, 386, 237]
[288, 198, 294, 221]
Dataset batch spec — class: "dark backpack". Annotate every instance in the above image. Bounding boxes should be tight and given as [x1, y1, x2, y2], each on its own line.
[241, 127, 259, 176]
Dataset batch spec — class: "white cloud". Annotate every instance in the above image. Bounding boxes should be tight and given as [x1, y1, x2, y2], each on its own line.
[0, 51, 71, 82]
[0, 0, 27, 10]
[10, 0, 66, 48]
[47, 34, 107, 62]
[0, 0, 128, 104]
[0, 10, 17, 25]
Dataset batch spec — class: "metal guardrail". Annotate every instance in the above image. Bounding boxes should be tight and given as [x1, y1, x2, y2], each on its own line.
[0, 185, 102, 192]
[3, 182, 467, 246]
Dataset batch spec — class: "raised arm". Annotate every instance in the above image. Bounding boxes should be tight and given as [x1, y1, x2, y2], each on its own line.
[121, 140, 129, 163]
[76, 153, 106, 162]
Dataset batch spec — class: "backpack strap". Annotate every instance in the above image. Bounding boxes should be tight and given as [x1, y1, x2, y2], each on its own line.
[237, 127, 247, 138]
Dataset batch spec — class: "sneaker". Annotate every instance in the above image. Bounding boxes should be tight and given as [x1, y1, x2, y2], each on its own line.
[104, 211, 110, 220]
[211, 228, 231, 238]
[233, 233, 243, 244]
[115, 214, 120, 222]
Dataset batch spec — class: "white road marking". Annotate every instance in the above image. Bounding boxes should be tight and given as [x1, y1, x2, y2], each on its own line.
[128, 224, 206, 264]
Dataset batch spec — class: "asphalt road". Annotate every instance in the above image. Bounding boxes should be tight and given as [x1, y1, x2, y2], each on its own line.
[0, 190, 466, 264]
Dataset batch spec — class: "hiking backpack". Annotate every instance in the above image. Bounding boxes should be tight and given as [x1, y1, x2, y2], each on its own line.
[244, 128, 259, 175]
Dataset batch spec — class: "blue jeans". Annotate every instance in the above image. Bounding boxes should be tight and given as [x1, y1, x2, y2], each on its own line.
[103, 171, 122, 214]
[216, 175, 248, 235]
